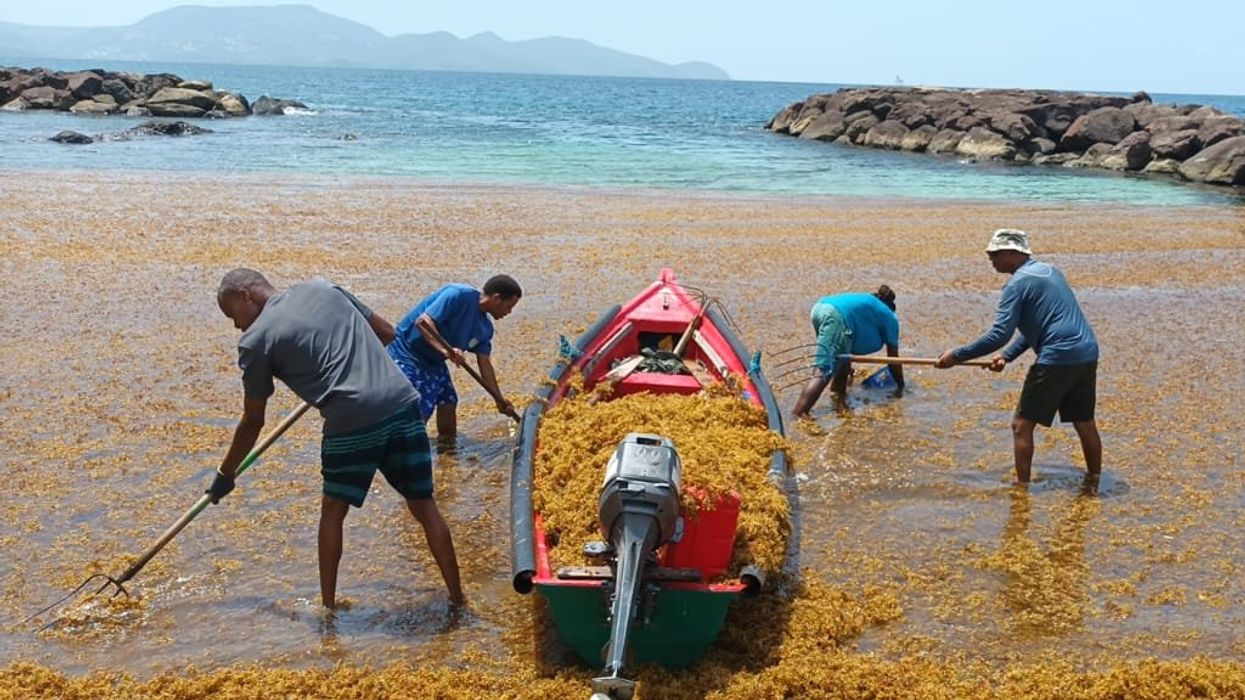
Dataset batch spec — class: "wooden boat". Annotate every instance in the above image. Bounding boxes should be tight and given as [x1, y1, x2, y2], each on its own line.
[510, 268, 792, 694]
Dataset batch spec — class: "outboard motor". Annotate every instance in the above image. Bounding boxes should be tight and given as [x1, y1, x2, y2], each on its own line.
[590, 433, 682, 700]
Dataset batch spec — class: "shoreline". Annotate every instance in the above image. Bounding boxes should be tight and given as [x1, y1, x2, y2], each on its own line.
[2, 166, 1241, 211]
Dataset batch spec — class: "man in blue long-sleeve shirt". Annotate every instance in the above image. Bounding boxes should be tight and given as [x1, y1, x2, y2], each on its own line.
[936, 229, 1101, 484]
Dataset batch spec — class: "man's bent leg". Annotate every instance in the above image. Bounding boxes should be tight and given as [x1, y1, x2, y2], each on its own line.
[406, 497, 464, 605]
[1011, 417, 1037, 484]
[318, 495, 351, 609]
[1073, 420, 1102, 476]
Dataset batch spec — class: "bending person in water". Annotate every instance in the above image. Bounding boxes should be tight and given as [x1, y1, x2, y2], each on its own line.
[793, 285, 905, 418]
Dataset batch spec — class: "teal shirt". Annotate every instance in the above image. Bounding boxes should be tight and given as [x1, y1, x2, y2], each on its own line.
[812, 292, 900, 371]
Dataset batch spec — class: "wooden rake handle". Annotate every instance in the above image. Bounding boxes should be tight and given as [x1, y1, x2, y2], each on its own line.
[422, 323, 519, 422]
[837, 354, 993, 368]
[115, 401, 312, 586]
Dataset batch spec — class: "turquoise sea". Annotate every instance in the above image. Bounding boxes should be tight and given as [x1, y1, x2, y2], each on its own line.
[2, 58, 1244, 205]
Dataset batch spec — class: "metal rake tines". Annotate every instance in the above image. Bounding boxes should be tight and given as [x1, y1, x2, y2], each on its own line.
[771, 362, 819, 383]
[770, 352, 817, 370]
[22, 572, 131, 630]
[770, 343, 821, 356]
[775, 371, 822, 392]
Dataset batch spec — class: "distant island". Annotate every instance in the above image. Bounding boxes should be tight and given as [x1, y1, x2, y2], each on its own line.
[0, 4, 729, 81]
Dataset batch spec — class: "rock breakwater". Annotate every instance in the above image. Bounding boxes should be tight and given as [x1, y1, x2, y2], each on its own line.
[767, 87, 1245, 187]
[0, 65, 306, 118]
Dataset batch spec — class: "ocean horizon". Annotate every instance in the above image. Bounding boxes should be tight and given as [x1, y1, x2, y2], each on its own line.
[3, 57, 1244, 206]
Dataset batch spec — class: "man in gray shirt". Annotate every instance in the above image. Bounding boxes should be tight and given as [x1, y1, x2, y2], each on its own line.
[209, 268, 464, 608]
[936, 230, 1102, 485]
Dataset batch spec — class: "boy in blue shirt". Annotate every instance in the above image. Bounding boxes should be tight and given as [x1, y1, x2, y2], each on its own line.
[389, 275, 522, 439]
[936, 229, 1101, 485]
[793, 285, 905, 418]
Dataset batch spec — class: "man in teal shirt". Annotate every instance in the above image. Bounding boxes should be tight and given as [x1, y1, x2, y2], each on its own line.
[793, 285, 905, 417]
[936, 229, 1101, 485]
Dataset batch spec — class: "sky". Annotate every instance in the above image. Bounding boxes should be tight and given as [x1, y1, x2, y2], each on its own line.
[4, 0, 1244, 95]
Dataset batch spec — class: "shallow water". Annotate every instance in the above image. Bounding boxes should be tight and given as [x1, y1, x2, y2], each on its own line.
[2, 59, 1244, 206]
[1, 173, 1243, 696]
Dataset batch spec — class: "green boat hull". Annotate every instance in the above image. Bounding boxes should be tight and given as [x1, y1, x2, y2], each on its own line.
[537, 582, 737, 669]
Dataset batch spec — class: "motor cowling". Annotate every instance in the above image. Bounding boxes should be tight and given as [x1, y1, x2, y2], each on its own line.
[597, 433, 682, 547]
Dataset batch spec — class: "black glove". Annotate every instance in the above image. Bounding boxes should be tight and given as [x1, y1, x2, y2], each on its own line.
[206, 470, 236, 504]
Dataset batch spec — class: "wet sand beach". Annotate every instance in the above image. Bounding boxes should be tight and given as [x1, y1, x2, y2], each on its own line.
[1, 171, 1244, 697]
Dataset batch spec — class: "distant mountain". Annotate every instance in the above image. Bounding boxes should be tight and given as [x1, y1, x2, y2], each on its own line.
[0, 4, 729, 80]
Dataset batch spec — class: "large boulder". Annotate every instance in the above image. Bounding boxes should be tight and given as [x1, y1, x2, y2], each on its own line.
[886, 101, 933, 128]
[925, 95, 973, 130]
[99, 78, 136, 105]
[1072, 143, 1115, 169]
[1, 97, 29, 111]
[68, 99, 115, 114]
[50, 130, 93, 144]
[841, 90, 885, 115]
[948, 113, 984, 131]
[128, 120, 212, 137]
[1025, 137, 1058, 156]
[1150, 129, 1201, 161]
[1099, 131, 1152, 171]
[899, 124, 939, 152]
[767, 104, 800, 134]
[956, 126, 1017, 160]
[177, 79, 213, 91]
[1, 78, 28, 105]
[251, 95, 310, 115]
[31, 69, 67, 90]
[862, 120, 910, 150]
[20, 86, 74, 110]
[1014, 95, 1124, 139]
[788, 108, 824, 136]
[843, 112, 879, 143]
[927, 128, 964, 154]
[1146, 115, 1198, 134]
[146, 103, 207, 118]
[1123, 102, 1180, 129]
[1177, 136, 1245, 185]
[63, 71, 102, 99]
[1197, 117, 1243, 149]
[146, 86, 216, 111]
[1033, 152, 1082, 166]
[799, 111, 847, 141]
[1143, 158, 1182, 174]
[133, 73, 182, 99]
[214, 92, 250, 117]
[982, 110, 1042, 142]
[1060, 107, 1136, 151]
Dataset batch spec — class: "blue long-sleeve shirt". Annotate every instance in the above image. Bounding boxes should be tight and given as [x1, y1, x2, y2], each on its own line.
[953, 259, 1098, 366]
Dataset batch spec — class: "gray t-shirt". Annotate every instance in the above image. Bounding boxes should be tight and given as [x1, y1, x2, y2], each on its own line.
[237, 279, 419, 435]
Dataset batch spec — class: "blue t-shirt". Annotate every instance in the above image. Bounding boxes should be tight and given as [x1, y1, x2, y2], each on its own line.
[819, 292, 900, 354]
[391, 284, 494, 366]
[954, 259, 1098, 366]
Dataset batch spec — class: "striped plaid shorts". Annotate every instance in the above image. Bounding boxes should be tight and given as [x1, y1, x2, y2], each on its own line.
[320, 402, 433, 507]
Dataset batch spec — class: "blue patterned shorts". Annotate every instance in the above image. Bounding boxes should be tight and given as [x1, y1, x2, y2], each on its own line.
[390, 352, 459, 421]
